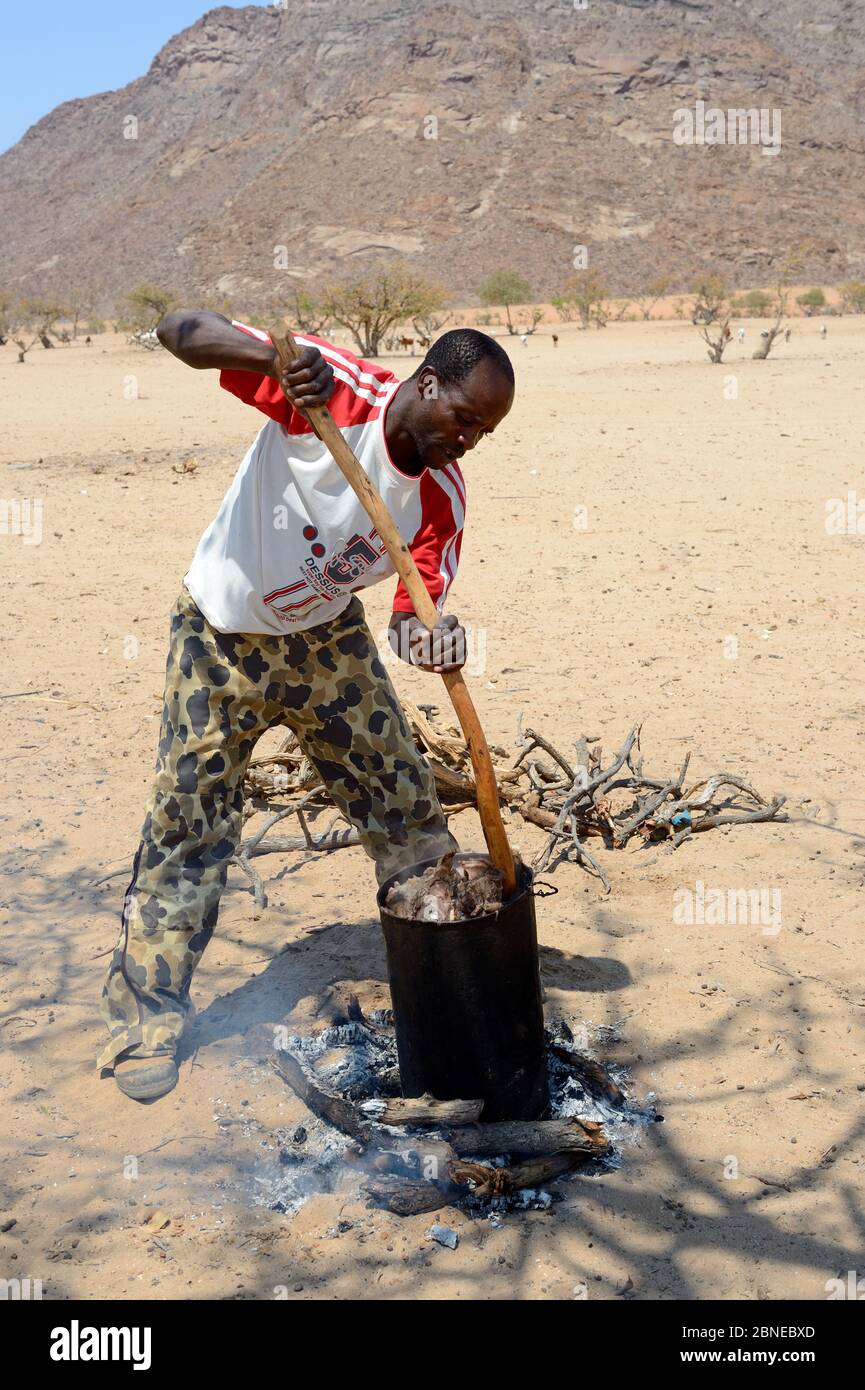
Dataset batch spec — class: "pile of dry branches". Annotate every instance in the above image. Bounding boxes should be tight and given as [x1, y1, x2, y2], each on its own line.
[238, 703, 786, 900]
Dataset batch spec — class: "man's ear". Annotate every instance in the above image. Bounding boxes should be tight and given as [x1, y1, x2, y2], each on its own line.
[416, 366, 440, 403]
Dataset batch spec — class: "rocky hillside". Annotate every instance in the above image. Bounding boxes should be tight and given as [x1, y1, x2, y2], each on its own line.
[2, 0, 864, 309]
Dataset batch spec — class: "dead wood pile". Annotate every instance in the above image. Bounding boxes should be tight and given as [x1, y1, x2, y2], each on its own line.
[239, 703, 786, 901]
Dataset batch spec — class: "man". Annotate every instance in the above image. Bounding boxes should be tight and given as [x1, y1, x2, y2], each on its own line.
[98, 312, 515, 1101]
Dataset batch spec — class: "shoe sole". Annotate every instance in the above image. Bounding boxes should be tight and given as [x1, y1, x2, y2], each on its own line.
[114, 1059, 179, 1102]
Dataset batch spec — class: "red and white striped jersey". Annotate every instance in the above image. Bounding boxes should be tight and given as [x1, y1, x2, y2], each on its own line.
[184, 322, 465, 635]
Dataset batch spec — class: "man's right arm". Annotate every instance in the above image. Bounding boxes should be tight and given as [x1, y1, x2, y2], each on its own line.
[156, 310, 277, 375]
[156, 310, 335, 408]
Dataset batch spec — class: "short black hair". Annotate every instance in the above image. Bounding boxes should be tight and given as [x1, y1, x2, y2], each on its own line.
[412, 328, 514, 389]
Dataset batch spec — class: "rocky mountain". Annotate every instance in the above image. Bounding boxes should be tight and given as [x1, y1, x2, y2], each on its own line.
[2, 0, 864, 309]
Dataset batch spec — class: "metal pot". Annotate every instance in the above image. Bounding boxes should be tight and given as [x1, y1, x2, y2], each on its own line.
[377, 853, 549, 1122]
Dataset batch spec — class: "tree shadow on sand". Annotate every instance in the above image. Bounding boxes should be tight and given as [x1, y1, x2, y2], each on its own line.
[4, 842, 863, 1300]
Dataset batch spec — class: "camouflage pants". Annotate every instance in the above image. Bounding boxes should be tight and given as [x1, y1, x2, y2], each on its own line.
[97, 585, 457, 1070]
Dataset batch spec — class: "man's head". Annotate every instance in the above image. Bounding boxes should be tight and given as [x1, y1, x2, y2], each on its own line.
[405, 329, 514, 471]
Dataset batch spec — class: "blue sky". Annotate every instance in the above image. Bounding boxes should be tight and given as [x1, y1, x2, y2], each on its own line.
[0, 2, 267, 155]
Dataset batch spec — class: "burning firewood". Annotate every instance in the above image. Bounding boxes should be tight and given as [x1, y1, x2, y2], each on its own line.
[549, 1043, 626, 1105]
[446, 1117, 608, 1159]
[448, 1152, 586, 1198]
[359, 1093, 484, 1125]
[364, 1150, 590, 1212]
[273, 1045, 607, 1160]
[264, 993, 649, 1218]
[272, 1034, 612, 1218]
[362, 1174, 460, 1216]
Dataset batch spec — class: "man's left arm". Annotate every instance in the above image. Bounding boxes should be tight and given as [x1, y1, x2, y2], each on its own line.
[389, 469, 467, 673]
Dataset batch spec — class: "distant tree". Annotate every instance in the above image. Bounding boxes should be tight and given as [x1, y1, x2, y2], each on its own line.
[412, 311, 452, 347]
[10, 329, 37, 362]
[118, 283, 178, 333]
[699, 318, 733, 364]
[751, 249, 806, 361]
[61, 287, 97, 339]
[322, 264, 445, 356]
[478, 270, 531, 336]
[267, 287, 331, 337]
[691, 276, 729, 326]
[2, 296, 33, 359]
[516, 305, 544, 335]
[796, 287, 826, 316]
[7, 298, 69, 360]
[633, 277, 672, 320]
[552, 271, 609, 329]
[0, 289, 13, 346]
[33, 298, 69, 346]
[732, 288, 773, 316]
[692, 279, 733, 362]
[550, 293, 577, 323]
[838, 280, 865, 314]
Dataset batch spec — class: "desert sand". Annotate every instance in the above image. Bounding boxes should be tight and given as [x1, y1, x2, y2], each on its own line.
[1, 316, 862, 1301]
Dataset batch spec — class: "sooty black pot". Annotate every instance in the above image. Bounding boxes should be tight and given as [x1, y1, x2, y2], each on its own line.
[377, 853, 549, 1122]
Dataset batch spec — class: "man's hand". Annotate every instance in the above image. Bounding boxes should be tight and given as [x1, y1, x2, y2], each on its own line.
[273, 344, 335, 411]
[389, 612, 467, 673]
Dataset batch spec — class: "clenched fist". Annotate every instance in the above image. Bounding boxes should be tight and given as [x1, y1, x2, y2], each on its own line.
[272, 343, 335, 411]
[388, 612, 467, 673]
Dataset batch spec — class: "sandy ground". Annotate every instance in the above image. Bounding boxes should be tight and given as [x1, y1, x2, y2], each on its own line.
[1, 316, 863, 1302]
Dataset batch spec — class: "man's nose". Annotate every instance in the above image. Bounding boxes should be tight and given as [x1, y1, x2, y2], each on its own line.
[457, 427, 481, 451]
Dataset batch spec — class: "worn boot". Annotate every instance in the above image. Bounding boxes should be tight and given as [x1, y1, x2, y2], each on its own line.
[113, 1050, 179, 1102]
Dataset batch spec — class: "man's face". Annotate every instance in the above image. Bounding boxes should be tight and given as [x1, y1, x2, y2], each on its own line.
[412, 360, 514, 471]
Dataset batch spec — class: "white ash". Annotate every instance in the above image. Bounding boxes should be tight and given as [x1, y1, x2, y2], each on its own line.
[459, 1183, 555, 1217]
[246, 1025, 401, 1216]
[249, 1123, 357, 1218]
[282, 1022, 401, 1100]
[248, 1015, 657, 1219]
[546, 1020, 658, 1161]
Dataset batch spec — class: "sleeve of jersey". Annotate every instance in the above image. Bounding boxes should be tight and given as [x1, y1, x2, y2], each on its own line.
[392, 467, 466, 617]
[217, 320, 308, 432]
